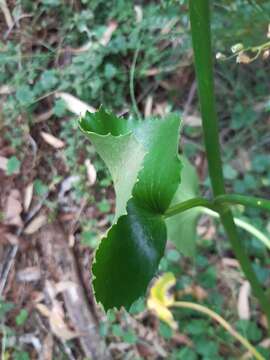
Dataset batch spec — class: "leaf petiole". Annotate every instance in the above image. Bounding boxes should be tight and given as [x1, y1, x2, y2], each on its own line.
[215, 194, 270, 213]
[165, 193, 270, 220]
[164, 197, 217, 219]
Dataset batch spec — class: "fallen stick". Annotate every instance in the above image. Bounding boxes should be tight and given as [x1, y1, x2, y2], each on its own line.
[39, 223, 111, 360]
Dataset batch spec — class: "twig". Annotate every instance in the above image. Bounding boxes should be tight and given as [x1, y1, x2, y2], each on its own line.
[183, 80, 197, 117]
[68, 197, 87, 235]
[130, 44, 142, 120]
[0, 0, 14, 29]
[39, 224, 111, 359]
[0, 241, 19, 296]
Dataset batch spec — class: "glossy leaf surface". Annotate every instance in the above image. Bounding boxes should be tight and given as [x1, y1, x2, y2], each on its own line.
[80, 108, 181, 310]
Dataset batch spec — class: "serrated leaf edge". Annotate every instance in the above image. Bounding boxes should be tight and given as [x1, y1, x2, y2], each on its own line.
[81, 112, 181, 311]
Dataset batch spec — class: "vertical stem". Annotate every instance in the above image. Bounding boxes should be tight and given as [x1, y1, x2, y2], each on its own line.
[188, 0, 224, 196]
[188, 0, 270, 327]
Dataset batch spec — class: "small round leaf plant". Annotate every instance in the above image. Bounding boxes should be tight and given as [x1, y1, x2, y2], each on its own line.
[79, 0, 270, 329]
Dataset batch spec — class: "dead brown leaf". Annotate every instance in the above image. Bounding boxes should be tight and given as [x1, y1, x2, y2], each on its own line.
[40, 131, 65, 149]
[44, 280, 78, 302]
[24, 183, 33, 212]
[184, 114, 201, 127]
[232, 148, 251, 174]
[161, 18, 178, 35]
[172, 333, 192, 346]
[221, 258, 240, 268]
[260, 314, 268, 330]
[154, 102, 168, 116]
[4, 189, 23, 227]
[144, 95, 153, 117]
[62, 21, 117, 55]
[0, 156, 8, 171]
[49, 301, 79, 341]
[55, 281, 78, 298]
[178, 284, 208, 301]
[36, 303, 51, 318]
[134, 5, 143, 23]
[23, 214, 47, 234]
[36, 301, 79, 341]
[260, 338, 270, 348]
[136, 343, 156, 358]
[68, 233, 75, 247]
[4, 233, 19, 245]
[0, 85, 14, 95]
[41, 333, 53, 360]
[17, 266, 41, 282]
[100, 21, 118, 46]
[237, 281, 250, 320]
[55, 92, 96, 116]
[85, 159, 97, 186]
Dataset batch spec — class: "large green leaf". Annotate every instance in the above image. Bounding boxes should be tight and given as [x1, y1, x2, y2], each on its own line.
[79, 108, 145, 220]
[166, 157, 201, 257]
[79, 108, 181, 310]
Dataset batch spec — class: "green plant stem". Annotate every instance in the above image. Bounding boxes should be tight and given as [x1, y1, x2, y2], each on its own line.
[188, 0, 224, 196]
[215, 194, 270, 213]
[164, 197, 216, 218]
[173, 302, 265, 360]
[202, 207, 270, 251]
[166, 201, 270, 249]
[189, 0, 270, 329]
